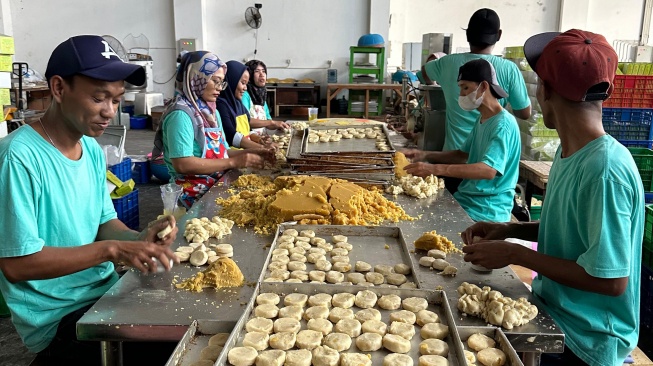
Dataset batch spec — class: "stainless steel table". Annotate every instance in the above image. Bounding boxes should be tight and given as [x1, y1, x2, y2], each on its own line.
[77, 170, 563, 365]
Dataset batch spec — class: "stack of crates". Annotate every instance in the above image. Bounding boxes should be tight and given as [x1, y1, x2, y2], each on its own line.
[0, 34, 14, 138]
[605, 75, 653, 109]
[643, 206, 653, 330]
[108, 158, 139, 230]
[602, 108, 653, 148]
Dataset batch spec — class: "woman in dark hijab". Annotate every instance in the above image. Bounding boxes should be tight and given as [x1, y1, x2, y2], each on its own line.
[242, 60, 288, 134]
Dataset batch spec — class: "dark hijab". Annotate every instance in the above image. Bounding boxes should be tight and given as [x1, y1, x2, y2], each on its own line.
[245, 60, 268, 106]
[216, 60, 250, 146]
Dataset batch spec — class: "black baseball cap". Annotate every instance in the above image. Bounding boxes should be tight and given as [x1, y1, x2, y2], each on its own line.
[45, 35, 145, 86]
[458, 58, 508, 99]
[466, 8, 501, 45]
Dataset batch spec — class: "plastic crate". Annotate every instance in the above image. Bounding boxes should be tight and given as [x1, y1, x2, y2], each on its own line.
[629, 148, 653, 191]
[602, 108, 653, 141]
[131, 160, 151, 184]
[108, 157, 132, 182]
[641, 264, 653, 330]
[112, 189, 139, 230]
[618, 140, 653, 149]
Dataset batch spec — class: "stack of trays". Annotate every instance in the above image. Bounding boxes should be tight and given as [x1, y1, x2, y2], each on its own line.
[286, 125, 396, 185]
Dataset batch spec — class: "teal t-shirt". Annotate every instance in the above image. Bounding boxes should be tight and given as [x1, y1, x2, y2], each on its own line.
[241, 91, 272, 120]
[533, 135, 643, 366]
[0, 126, 119, 352]
[418, 53, 530, 151]
[162, 110, 204, 178]
[454, 109, 520, 222]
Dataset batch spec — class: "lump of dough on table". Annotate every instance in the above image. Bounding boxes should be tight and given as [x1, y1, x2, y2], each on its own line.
[295, 329, 324, 350]
[377, 294, 402, 310]
[325, 270, 344, 283]
[334, 318, 362, 338]
[418, 355, 448, 366]
[269, 331, 296, 350]
[208, 332, 230, 346]
[329, 307, 354, 323]
[243, 331, 269, 351]
[355, 308, 382, 322]
[355, 261, 372, 272]
[316, 259, 333, 271]
[477, 348, 507, 366]
[431, 259, 450, 271]
[308, 293, 332, 308]
[420, 323, 449, 340]
[311, 345, 340, 366]
[323, 332, 352, 352]
[394, 263, 412, 275]
[383, 353, 413, 366]
[382, 333, 411, 353]
[273, 317, 301, 334]
[331, 293, 355, 308]
[389, 310, 417, 324]
[279, 305, 304, 321]
[402, 297, 429, 312]
[416, 310, 440, 326]
[389, 321, 416, 340]
[332, 235, 348, 243]
[365, 272, 385, 285]
[361, 319, 387, 336]
[309, 270, 326, 282]
[419, 256, 436, 267]
[284, 349, 312, 366]
[255, 304, 280, 318]
[228, 346, 258, 366]
[354, 290, 377, 309]
[303, 306, 330, 321]
[246, 317, 274, 334]
[199, 345, 223, 361]
[307, 318, 333, 336]
[256, 349, 286, 366]
[427, 249, 446, 259]
[467, 333, 496, 351]
[386, 273, 407, 285]
[257, 293, 281, 306]
[340, 353, 372, 366]
[419, 339, 449, 356]
[347, 272, 366, 284]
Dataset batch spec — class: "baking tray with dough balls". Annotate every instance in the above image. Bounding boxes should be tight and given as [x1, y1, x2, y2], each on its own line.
[214, 282, 465, 366]
[259, 225, 419, 289]
[456, 326, 524, 366]
[165, 319, 234, 366]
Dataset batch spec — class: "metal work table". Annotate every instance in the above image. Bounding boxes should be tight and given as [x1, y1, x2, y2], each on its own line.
[78, 170, 563, 365]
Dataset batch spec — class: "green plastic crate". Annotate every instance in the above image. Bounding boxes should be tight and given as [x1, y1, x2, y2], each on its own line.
[629, 147, 653, 191]
[645, 205, 653, 269]
[530, 194, 543, 221]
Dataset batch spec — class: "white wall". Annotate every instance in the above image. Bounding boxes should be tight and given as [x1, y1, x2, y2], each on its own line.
[8, 0, 177, 97]
[586, 0, 643, 44]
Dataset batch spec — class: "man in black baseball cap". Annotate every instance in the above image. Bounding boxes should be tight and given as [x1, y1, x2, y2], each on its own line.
[466, 8, 502, 47]
[0, 35, 179, 364]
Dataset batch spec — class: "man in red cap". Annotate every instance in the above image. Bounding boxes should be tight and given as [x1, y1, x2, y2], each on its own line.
[460, 29, 643, 365]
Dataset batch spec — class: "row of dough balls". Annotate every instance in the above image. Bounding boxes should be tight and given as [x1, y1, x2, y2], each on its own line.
[418, 249, 458, 276]
[184, 216, 234, 243]
[265, 230, 415, 287]
[187, 332, 230, 366]
[174, 243, 233, 267]
[227, 291, 451, 366]
[306, 127, 390, 151]
[464, 333, 507, 366]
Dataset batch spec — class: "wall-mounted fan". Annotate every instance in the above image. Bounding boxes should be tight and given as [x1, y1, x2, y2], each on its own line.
[101, 35, 129, 61]
[245, 4, 263, 29]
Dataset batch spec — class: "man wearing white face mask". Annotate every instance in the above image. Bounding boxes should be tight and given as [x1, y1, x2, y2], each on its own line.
[405, 59, 520, 222]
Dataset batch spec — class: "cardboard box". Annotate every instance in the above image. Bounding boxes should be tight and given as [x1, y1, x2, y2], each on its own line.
[0, 88, 9, 106]
[0, 55, 11, 72]
[0, 35, 14, 55]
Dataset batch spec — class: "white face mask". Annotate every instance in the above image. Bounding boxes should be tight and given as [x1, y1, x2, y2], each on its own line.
[458, 84, 485, 111]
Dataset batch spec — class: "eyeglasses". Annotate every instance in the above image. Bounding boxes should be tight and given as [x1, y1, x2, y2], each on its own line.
[211, 79, 228, 91]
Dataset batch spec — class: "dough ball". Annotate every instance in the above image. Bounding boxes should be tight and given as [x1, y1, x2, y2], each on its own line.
[269, 270, 290, 280]
[331, 293, 356, 308]
[334, 318, 362, 338]
[377, 294, 402, 310]
[323, 333, 352, 352]
[330, 255, 349, 264]
[403, 297, 429, 312]
[255, 304, 280, 319]
[399, 282, 417, 289]
[389, 310, 417, 325]
[300, 229, 316, 238]
[242, 331, 269, 351]
[361, 319, 387, 336]
[420, 323, 449, 340]
[208, 332, 230, 346]
[190, 250, 208, 266]
[304, 306, 330, 321]
[278, 305, 304, 321]
[419, 338, 449, 356]
[340, 353, 371, 366]
[332, 261, 352, 272]
[308, 293, 333, 308]
[257, 293, 281, 306]
[374, 264, 395, 276]
[309, 270, 326, 282]
[311, 345, 340, 366]
[332, 235, 348, 243]
[394, 263, 412, 275]
[289, 247, 306, 255]
[271, 255, 290, 264]
[269, 331, 296, 350]
[464, 350, 476, 364]
[288, 261, 307, 271]
[246, 317, 274, 334]
[365, 272, 385, 285]
[307, 253, 326, 264]
[283, 229, 299, 237]
[308, 247, 327, 255]
[306, 318, 333, 336]
[355, 261, 372, 272]
[330, 248, 349, 257]
[389, 321, 415, 340]
[335, 242, 353, 251]
[284, 349, 312, 366]
[278, 242, 294, 250]
[354, 290, 378, 309]
[175, 252, 190, 262]
[256, 349, 286, 366]
[278, 235, 295, 243]
[419, 256, 436, 267]
[383, 353, 413, 366]
[329, 307, 354, 323]
[272, 249, 289, 256]
[294, 236, 311, 243]
[418, 355, 448, 366]
[296, 242, 311, 250]
[316, 259, 333, 271]
[199, 345, 223, 361]
[228, 346, 258, 366]
[289, 253, 307, 263]
[268, 261, 288, 271]
[386, 273, 408, 286]
[295, 329, 324, 350]
[468, 333, 496, 351]
[431, 259, 450, 271]
[416, 310, 440, 326]
[273, 317, 301, 334]
[427, 249, 446, 259]
[382, 334, 412, 353]
[326, 270, 344, 284]
[477, 348, 507, 366]
[290, 270, 309, 281]
[347, 272, 366, 284]
[310, 237, 327, 246]
[284, 293, 308, 307]
[355, 308, 382, 322]
[317, 242, 334, 252]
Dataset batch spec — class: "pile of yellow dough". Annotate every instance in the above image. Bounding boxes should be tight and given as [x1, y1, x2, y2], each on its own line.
[414, 230, 458, 253]
[176, 257, 244, 292]
[216, 175, 414, 235]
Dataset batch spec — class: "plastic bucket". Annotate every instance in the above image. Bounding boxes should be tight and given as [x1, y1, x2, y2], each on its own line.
[130, 115, 148, 129]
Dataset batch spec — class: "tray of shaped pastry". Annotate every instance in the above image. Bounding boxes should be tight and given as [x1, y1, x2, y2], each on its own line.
[456, 327, 524, 366]
[164, 320, 235, 366]
[258, 225, 420, 289]
[215, 282, 467, 366]
[302, 125, 396, 155]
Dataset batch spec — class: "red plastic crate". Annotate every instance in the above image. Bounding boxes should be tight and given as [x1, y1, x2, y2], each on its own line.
[112, 189, 139, 230]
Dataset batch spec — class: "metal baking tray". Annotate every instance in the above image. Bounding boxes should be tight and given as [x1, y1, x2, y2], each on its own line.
[259, 225, 419, 287]
[456, 326, 524, 366]
[291, 164, 394, 173]
[302, 125, 396, 155]
[215, 282, 466, 366]
[165, 320, 235, 366]
[286, 129, 394, 164]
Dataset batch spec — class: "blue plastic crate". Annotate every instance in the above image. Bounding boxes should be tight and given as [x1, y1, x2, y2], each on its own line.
[108, 157, 132, 182]
[131, 160, 151, 184]
[603, 108, 653, 141]
[617, 140, 653, 149]
[112, 189, 139, 230]
[642, 265, 653, 330]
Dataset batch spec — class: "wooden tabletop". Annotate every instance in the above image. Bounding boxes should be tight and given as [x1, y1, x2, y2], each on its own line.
[519, 160, 552, 190]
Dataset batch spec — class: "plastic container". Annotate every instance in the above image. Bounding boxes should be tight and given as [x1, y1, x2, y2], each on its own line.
[619, 140, 653, 149]
[122, 104, 135, 116]
[132, 160, 151, 184]
[602, 108, 653, 141]
[529, 194, 543, 221]
[112, 189, 139, 230]
[130, 115, 148, 130]
[108, 157, 132, 182]
[628, 147, 653, 191]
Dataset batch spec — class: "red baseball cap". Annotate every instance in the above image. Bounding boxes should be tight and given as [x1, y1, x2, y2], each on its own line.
[524, 29, 618, 102]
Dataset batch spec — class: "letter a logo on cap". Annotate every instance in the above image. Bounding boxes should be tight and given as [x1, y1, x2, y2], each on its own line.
[100, 40, 120, 60]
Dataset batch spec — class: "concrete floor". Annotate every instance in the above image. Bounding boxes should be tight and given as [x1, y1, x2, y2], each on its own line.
[1, 128, 652, 365]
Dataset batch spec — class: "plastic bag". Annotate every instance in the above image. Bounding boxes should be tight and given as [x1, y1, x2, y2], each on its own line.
[102, 145, 121, 167]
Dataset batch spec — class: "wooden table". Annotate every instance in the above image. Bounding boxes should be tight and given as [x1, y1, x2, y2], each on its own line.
[326, 83, 402, 118]
[519, 160, 552, 210]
